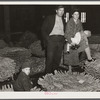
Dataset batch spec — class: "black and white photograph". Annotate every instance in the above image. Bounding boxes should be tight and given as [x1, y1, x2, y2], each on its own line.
[0, 1, 100, 99]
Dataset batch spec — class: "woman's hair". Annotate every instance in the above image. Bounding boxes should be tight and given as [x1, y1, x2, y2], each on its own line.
[71, 8, 80, 15]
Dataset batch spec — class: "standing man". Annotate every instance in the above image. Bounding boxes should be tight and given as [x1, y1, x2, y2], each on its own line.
[41, 5, 65, 74]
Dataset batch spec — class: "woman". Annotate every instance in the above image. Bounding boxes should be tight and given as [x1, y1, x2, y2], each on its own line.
[64, 9, 95, 71]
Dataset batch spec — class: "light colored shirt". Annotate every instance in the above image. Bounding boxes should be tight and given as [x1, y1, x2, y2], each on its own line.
[49, 15, 64, 36]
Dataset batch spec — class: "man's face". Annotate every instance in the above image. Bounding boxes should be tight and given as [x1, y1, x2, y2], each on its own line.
[72, 11, 79, 20]
[56, 7, 64, 17]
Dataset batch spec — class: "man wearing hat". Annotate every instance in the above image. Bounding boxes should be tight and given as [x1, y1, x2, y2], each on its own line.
[13, 62, 33, 91]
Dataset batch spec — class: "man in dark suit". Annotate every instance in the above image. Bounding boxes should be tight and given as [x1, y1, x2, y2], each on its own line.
[41, 5, 65, 74]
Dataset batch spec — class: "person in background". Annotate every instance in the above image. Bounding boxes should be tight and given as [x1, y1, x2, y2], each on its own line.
[41, 5, 65, 74]
[13, 62, 33, 91]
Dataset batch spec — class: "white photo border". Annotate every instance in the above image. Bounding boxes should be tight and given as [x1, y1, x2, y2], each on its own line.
[0, 1, 100, 99]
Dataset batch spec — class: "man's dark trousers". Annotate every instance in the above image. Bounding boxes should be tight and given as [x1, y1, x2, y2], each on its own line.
[45, 35, 64, 74]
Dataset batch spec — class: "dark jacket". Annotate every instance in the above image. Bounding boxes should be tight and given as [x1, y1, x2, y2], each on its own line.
[41, 15, 65, 47]
[13, 72, 32, 91]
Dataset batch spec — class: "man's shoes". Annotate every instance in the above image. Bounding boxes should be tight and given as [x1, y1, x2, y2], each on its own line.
[54, 66, 68, 73]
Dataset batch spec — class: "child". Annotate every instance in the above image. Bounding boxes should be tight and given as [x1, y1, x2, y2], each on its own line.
[13, 62, 33, 91]
[66, 30, 91, 53]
